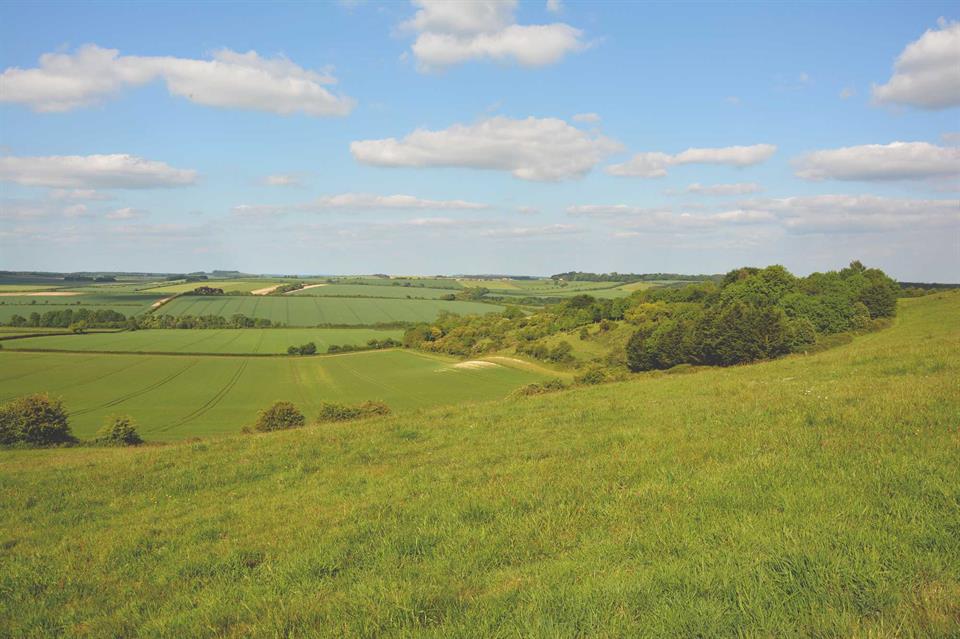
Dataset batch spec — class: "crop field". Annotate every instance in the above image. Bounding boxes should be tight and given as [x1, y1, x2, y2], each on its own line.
[0, 349, 546, 440]
[142, 279, 294, 294]
[158, 295, 503, 326]
[0, 293, 956, 636]
[2, 328, 403, 354]
[0, 293, 166, 322]
[288, 283, 460, 299]
[335, 277, 462, 289]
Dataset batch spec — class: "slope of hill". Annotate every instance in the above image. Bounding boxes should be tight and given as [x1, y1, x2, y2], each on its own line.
[1, 293, 957, 637]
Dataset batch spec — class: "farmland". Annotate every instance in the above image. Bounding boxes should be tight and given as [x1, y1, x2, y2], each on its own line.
[141, 279, 293, 294]
[289, 283, 466, 299]
[0, 328, 403, 354]
[0, 293, 956, 636]
[157, 295, 503, 326]
[0, 349, 547, 440]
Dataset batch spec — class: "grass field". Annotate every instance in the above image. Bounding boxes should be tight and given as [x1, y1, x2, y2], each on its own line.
[289, 284, 462, 299]
[158, 296, 503, 326]
[0, 294, 956, 636]
[2, 328, 403, 354]
[0, 349, 546, 440]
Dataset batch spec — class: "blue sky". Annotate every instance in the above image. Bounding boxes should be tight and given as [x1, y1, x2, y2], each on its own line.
[1, 1, 957, 279]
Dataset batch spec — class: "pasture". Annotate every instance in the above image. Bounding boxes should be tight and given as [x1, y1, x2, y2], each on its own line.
[0, 349, 546, 440]
[2, 328, 403, 354]
[0, 294, 956, 636]
[158, 295, 503, 326]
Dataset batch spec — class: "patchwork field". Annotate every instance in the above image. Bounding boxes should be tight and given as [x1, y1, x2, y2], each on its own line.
[2, 328, 403, 354]
[0, 349, 546, 440]
[158, 295, 503, 326]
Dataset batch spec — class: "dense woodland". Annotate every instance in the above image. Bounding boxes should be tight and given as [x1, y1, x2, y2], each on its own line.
[404, 262, 900, 371]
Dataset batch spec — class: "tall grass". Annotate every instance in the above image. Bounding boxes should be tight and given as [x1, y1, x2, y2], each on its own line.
[0, 293, 957, 637]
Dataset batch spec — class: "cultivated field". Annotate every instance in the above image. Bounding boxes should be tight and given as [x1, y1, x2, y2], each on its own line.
[0, 349, 546, 440]
[0, 328, 404, 354]
[158, 296, 503, 326]
[142, 279, 293, 294]
[0, 293, 956, 636]
[288, 283, 463, 299]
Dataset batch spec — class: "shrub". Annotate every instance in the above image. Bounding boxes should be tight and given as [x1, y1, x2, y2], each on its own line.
[299, 342, 317, 355]
[512, 378, 567, 397]
[96, 416, 143, 446]
[316, 400, 391, 423]
[0, 394, 75, 446]
[574, 368, 607, 385]
[287, 345, 300, 355]
[253, 401, 305, 432]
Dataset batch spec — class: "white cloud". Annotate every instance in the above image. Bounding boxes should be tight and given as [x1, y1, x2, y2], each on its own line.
[685, 182, 762, 196]
[403, 0, 586, 71]
[0, 45, 355, 116]
[0, 154, 198, 188]
[570, 194, 958, 235]
[546, 0, 563, 13]
[572, 112, 601, 123]
[872, 19, 960, 109]
[105, 207, 146, 220]
[234, 192, 489, 216]
[739, 194, 960, 233]
[49, 189, 112, 201]
[263, 174, 301, 187]
[481, 223, 583, 238]
[840, 86, 856, 100]
[941, 132, 960, 146]
[569, 204, 774, 229]
[607, 144, 776, 178]
[516, 205, 540, 214]
[351, 116, 621, 181]
[794, 141, 960, 181]
[62, 204, 89, 218]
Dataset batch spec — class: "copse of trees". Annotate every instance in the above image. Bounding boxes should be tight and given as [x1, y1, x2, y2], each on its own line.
[624, 261, 897, 371]
[403, 261, 899, 373]
[272, 282, 305, 294]
[186, 286, 224, 296]
[132, 313, 274, 329]
[287, 342, 317, 355]
[4, 308, 127, 329]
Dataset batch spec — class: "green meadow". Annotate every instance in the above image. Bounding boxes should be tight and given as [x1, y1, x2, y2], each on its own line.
[0, 293, 956, 637]
[288, 283, 466, 299]
[1, 328, 403, 355]
[158, 295, 503, 326]
[0, 349, 546, 440]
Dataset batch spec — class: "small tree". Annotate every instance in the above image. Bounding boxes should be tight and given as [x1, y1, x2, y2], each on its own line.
[299, 342, 317, 355]
[287, 345, 300, 355]
[0, 394, 75, 446]
[253, 401, 305, 432]
[96, 415, 143, 446]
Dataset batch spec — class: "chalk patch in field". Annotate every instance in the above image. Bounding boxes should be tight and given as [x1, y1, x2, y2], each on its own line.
[0, 291, 82, 297]
[452, 361, 500, 370]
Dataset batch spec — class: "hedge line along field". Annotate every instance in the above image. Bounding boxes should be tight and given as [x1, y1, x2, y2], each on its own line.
[0, 293, 166, 322]
[158, 295, 503, 326]
[2, 328, 404, 354]
[0, 349, 546, 440]
[0, 294, 956, 637]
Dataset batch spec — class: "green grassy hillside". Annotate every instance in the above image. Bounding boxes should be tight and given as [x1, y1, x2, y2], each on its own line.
[1, 293, 957, 637]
